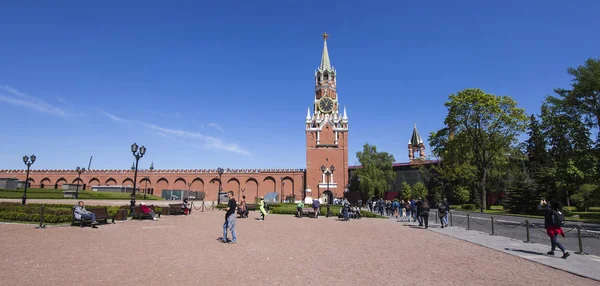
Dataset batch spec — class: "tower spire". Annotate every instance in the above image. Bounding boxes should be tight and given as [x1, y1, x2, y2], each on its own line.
[306, 107, 311, 121]
[410, 123, 423, 147]
[319, 32, 332, 71]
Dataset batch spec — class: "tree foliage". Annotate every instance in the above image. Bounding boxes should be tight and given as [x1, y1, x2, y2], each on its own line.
[411, 181, 428, 200]
[431, 88, 528, 210]
[353, 143, 396, 199]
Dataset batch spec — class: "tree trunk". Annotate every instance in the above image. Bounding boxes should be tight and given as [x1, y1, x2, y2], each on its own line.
[481, 168, 487, 212]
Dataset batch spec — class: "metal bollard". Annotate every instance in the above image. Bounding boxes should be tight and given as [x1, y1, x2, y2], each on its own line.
[491, 216, 495, 235]
[450, 212, 453, 227]
[201, 200, 205, 212]
[35, 205, 46, 229]
[467, 213, 470, 230]
[525, 220, 530, 243]
[576, 226, 585, 255]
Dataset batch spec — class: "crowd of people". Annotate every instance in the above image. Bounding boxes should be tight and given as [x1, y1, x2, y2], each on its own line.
[365, 197, 450, 229]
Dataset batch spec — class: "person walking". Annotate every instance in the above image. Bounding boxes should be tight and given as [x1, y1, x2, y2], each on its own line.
[258, 196, 267, 221]
[405, 198, 412, 222]
[366, 199, 372, 212]
[401, 200, 407, 221]
[438, 202, 446, 228]
[441, 198, 450, 227]
[538, 199, 570, 259]
[392, 199, 400, 219]
[421, 199, 430, 229]
[416, 197, 423, 226]
[220, 191, 237, 244]
[342, 198, 350, 221]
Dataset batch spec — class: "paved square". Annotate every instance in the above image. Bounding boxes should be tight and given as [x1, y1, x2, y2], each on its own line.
[0, 211, 596, 285]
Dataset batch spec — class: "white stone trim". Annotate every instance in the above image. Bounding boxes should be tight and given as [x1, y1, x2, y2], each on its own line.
[318, 183, 338, 189]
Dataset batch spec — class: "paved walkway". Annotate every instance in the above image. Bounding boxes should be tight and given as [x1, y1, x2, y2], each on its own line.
[398, 218, 600, 281]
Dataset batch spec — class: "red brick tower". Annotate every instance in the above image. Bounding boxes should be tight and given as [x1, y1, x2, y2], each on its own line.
[305, 33, 349, 203]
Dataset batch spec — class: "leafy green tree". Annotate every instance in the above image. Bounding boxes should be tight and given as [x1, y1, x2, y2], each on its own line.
[441, 88, 528, 211]
[400, 181, 412, 200]
[562, 58, 600, 132]
[453, 186, 470, 204]
[412, 181, 428, 200]
[571, 184, 598, 211]
[354, 143, 396, 199]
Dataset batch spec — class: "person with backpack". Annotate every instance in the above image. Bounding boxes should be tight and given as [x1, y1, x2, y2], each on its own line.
[392, 199, 400, 219]
[538, 199, 570, 259]
[438, 202, 447, 228]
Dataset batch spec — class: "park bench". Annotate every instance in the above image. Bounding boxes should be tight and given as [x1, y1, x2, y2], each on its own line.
[132, 205, 161, 220]
[246, 204, 256, 211]
[167, 203, 186, 215]
[300, 208, 317, 218]
[71, 206, 115, 227]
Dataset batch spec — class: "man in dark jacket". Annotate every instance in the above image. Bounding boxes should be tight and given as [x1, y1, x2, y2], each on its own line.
[221, 191, 237, 244]
[538, 199, 570, 259]
[441, 198, 450, 227]
[416, 197, 423, 226]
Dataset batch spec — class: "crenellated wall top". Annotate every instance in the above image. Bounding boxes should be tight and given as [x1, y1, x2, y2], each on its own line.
[0, 168, 307, 175]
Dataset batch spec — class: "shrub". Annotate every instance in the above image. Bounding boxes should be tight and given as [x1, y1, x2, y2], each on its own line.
[461, 204, 476, 211]
[450, 205, 462, 210]
[564, 206, 577, 212]
[490, 206, 504, 211]
[589, 207, 600, 212]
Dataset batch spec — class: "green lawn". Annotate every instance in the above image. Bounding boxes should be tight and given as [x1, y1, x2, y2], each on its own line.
[0, 188, 162, 200]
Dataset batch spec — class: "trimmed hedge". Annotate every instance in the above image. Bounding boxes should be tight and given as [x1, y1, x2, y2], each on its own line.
[0, 202, 162, 223]
[564, 206, 577, 212]
[461, 204, 476, 211]
[450, 205, 462, 210]
[490, 206, 504, 211]
[589, 207, 600, 212]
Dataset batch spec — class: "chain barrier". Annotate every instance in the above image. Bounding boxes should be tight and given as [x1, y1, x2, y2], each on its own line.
[494, 219, 527, 229]
[469, 217, 491, 226]
[452, 214, 468, 225]
[580, 226, 600, 240]
[529, 221, 549, 234]
[563, 226, 579, 234]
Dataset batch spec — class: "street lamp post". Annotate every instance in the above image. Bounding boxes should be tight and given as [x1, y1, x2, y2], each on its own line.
[217, 167, 224, 205]
[130, 143, 146, 215]
[21, 155, 36, 205]
[75, 167, 86, 199]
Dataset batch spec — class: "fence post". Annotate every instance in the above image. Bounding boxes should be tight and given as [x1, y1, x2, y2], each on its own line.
[525, 220, 530, 243]
[450, 211, 453, 227]
[576, 226, 585, 255]
[467, 213, 470, 230]
[201, 200, 205, 212]
[35, 205, 46, 229]
[490, 216, 495, 235]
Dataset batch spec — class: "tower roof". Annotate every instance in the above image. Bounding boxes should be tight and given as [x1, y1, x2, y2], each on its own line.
[319, 32, 333, 72]
[410, 123, 424, 147]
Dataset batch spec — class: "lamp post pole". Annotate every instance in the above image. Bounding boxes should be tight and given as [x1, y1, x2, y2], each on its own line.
[281, 178, 284, 203]
[75, 167, 86, 199]
[21, 155, 36, 205]
[130, 143, 146, 215]
[217, 167, 224, 205]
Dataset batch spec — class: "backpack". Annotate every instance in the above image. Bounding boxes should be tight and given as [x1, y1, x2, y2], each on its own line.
[552, 210, 565, 226]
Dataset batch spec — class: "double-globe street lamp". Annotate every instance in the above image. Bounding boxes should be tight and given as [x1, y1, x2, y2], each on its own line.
[21, 155, 36, 205]
[130, 143, 146, 215]
[320, 164, 335, 217]
[217, 167, 224, 205]
[75, 167, 86, 199]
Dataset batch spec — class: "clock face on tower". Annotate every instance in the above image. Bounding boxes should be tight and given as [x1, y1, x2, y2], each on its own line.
[318, 97, 334, 113]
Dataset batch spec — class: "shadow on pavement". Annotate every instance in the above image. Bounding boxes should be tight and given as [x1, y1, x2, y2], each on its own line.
[504, 248, 546, 256]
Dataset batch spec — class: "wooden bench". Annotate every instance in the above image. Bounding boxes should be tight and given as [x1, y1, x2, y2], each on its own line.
[300, 208, 317, 218]
[71, 206, 115, 227]
[167, 203, 186, 215]
[132, 205, 161, 220]
[245, 204, 257, 211]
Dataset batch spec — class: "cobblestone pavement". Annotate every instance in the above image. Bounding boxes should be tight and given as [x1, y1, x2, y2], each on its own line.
[0, 210, 597, 285]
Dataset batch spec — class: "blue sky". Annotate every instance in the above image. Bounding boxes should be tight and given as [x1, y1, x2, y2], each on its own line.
[1, 1, 599, 170]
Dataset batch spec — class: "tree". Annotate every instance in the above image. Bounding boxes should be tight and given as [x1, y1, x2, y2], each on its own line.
[354, 143, 396, 199]
[442, 88, 528, 211]
[412, 181, 428, 200]
[453, 186, 470, 204]
[400, 181, 412, 200]
[562, 58, 600, 133]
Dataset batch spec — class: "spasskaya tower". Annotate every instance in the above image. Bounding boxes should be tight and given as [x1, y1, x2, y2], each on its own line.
[305, 33, 349, 203]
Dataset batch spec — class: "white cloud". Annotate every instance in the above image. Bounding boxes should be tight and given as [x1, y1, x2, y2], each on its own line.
[208, 122, 225, 132]
[98, 110, 251, 156]
[57, 97, 67, 104]
[97, 109, 125, 122]
[0, 85, 70, 117]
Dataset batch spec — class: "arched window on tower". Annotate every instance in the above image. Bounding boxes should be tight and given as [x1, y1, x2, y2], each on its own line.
[323, 72, 329, 81]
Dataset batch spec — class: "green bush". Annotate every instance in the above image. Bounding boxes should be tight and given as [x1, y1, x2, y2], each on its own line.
[461, 204, 476, 211]
[564, 206, 577, 212]
[450, 205, 462, 210]
[588, 207, 600, 212]
[490, 206, 504, 211]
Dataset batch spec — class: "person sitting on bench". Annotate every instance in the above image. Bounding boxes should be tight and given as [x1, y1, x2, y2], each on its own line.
[140, 202, 158, 221]
[182, 198, 191, 215]
[296, 201, 305, 218]
[237, 196, 247, 218]
[74, 201, 99, 225]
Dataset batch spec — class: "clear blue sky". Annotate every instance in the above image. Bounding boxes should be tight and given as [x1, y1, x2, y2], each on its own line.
[1, 1, 599, 170]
